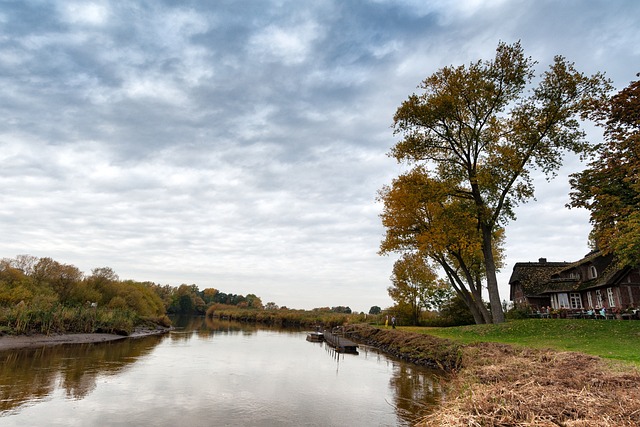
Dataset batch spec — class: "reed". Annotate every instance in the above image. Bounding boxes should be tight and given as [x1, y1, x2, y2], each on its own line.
[206, 305, 368, 328]
[0, 304, 139, 336]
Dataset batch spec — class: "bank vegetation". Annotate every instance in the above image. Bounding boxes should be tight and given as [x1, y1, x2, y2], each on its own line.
[0, 255, 169, 336]
[206, 304, 369, 328]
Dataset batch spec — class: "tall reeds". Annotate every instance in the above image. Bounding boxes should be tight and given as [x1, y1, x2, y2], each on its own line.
[206, 305, 370, 328]
[0, 304, 138, 336]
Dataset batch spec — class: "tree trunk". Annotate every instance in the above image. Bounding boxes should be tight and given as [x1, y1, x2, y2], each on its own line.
[454, 254, 492, 323]
[481, 222, 505, 323]
[443, 264, 487, 324]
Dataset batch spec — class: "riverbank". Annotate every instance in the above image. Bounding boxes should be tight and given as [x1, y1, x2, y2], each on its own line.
[0, 326, 172, 351]
[344, 324, 640, 426]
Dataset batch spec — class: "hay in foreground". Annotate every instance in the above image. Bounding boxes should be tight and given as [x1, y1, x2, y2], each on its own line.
[417, 342, 640, 426]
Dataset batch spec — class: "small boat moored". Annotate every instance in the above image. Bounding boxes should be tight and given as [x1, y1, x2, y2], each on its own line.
[306, 331, 324, 342]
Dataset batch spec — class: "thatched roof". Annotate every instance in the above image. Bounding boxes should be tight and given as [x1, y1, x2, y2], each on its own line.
[511, 250, 631, 297]
[509, 259, 570, 296]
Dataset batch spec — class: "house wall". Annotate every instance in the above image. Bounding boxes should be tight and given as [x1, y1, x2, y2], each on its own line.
[512, 284, 525, 304]
[621, 285, 640, 308]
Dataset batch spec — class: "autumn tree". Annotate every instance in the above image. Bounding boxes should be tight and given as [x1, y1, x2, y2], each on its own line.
[0, 259, 36, 305]
[245, 293, 264, 309]
[569, 74, 640, 266]
[264, 301, 279, 310]
[202, 287, 219, 304]
[388, 252, 451, 325]
[390, 41, 610, 322]
[379, 167, 498, 324]
[171, 284, 206, 314]
[31, 257, 95, 304]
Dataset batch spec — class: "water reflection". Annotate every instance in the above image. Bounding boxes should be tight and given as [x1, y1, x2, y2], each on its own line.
[1, 319, 445, 426]
[356, 344, 445, 425]
[389, 362, 444, 424]
[0, 335, 163, 415]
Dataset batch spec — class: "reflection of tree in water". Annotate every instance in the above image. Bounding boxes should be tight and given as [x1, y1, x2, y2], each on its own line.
[167, 316, 258, 343]
[203, 316, 257, 335]
[388, 363, 445, 426]
[0, 335, 163, 414]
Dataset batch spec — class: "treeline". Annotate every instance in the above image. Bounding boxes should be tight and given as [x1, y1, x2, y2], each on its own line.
[0, 254, 363, 335]
[152, 283, 265, 315]
[207, 306, 364, 329]
[0, 255, 170, 335]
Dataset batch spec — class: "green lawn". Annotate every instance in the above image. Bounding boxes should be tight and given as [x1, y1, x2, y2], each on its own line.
[402, 319, 640, 364]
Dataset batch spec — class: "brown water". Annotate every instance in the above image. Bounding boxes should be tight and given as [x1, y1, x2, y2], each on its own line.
[0, 317, 445, 426]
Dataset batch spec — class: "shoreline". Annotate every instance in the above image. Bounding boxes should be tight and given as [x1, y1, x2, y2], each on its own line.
[0, 327, 172, 351]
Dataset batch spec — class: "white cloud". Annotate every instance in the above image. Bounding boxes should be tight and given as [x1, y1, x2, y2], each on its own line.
[58, 2, 110, 26]
[248, 21, 322, 65]
[0, 0, 638, 312]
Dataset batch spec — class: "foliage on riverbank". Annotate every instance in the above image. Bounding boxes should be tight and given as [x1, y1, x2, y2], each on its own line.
[206, 305, 370, 328]
[344, 324, 463, 371]
[0, 303, 171, 336]
[0, 256, 170, 335]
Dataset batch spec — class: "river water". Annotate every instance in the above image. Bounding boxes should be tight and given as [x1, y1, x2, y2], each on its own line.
[0, 317, 445, 426]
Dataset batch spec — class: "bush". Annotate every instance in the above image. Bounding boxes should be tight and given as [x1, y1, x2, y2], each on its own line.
[437, 295, 476, 326]
[506, 302, 533, 320]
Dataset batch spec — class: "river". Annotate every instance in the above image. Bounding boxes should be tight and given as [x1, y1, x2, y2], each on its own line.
[0, 317, 445, 426]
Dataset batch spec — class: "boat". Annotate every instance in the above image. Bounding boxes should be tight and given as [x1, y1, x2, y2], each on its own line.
[306, 331, 324, 342]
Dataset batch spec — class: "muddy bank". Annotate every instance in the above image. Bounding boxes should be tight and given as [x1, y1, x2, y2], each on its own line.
[0, 326, 171, 351]
[344, 324, 640, 426]
[343, 323, 463, 371]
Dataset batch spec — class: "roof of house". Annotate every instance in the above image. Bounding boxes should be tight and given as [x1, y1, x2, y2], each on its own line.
[508, 259, 570, 297]
[510, 250, 633, 297]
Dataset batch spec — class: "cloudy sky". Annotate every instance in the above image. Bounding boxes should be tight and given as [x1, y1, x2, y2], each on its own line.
[1, 0, 638, 312]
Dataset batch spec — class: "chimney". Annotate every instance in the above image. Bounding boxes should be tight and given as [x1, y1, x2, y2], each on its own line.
[539, 258, 547, 263]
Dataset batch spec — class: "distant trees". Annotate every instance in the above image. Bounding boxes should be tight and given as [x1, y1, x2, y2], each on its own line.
[311, 306, 352, 314]
[2, 256, 167, 319]
[264, 302, 279, 310]
[0, 255, 168, 335]
[368, 306, 382, 315]
[569, 74, 640, 267]
[387, 41, 611, 323]
[0, 255, 272, 321]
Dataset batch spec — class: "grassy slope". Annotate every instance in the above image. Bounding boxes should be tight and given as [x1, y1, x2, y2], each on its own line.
[402, 319, 640, 364]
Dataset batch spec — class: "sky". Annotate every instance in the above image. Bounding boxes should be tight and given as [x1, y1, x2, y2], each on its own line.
[0, 0, 638, 313]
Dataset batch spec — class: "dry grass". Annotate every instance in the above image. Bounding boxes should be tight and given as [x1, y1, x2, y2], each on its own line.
[418, 342, 640, 426]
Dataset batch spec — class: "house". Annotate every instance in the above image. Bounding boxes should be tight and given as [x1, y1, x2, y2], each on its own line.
[509, 258, 569, 308]
[509, 250, 640, 312]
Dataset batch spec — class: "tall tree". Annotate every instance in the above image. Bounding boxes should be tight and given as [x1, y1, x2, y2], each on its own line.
[390, 41, 610, 322]
[569, 74, 640, 266]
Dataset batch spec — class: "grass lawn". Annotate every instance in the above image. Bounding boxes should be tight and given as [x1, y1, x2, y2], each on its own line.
[401, 318, 640, 364]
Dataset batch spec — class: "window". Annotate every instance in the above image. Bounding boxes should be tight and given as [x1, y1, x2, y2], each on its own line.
[589, 265, 598, 279]
[595, 289, 603, 307]
[556, 293, 569, 309]
[607, 287, 616, 307]
[587, 292, 593, 308]
[569, 293, 583, 309]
